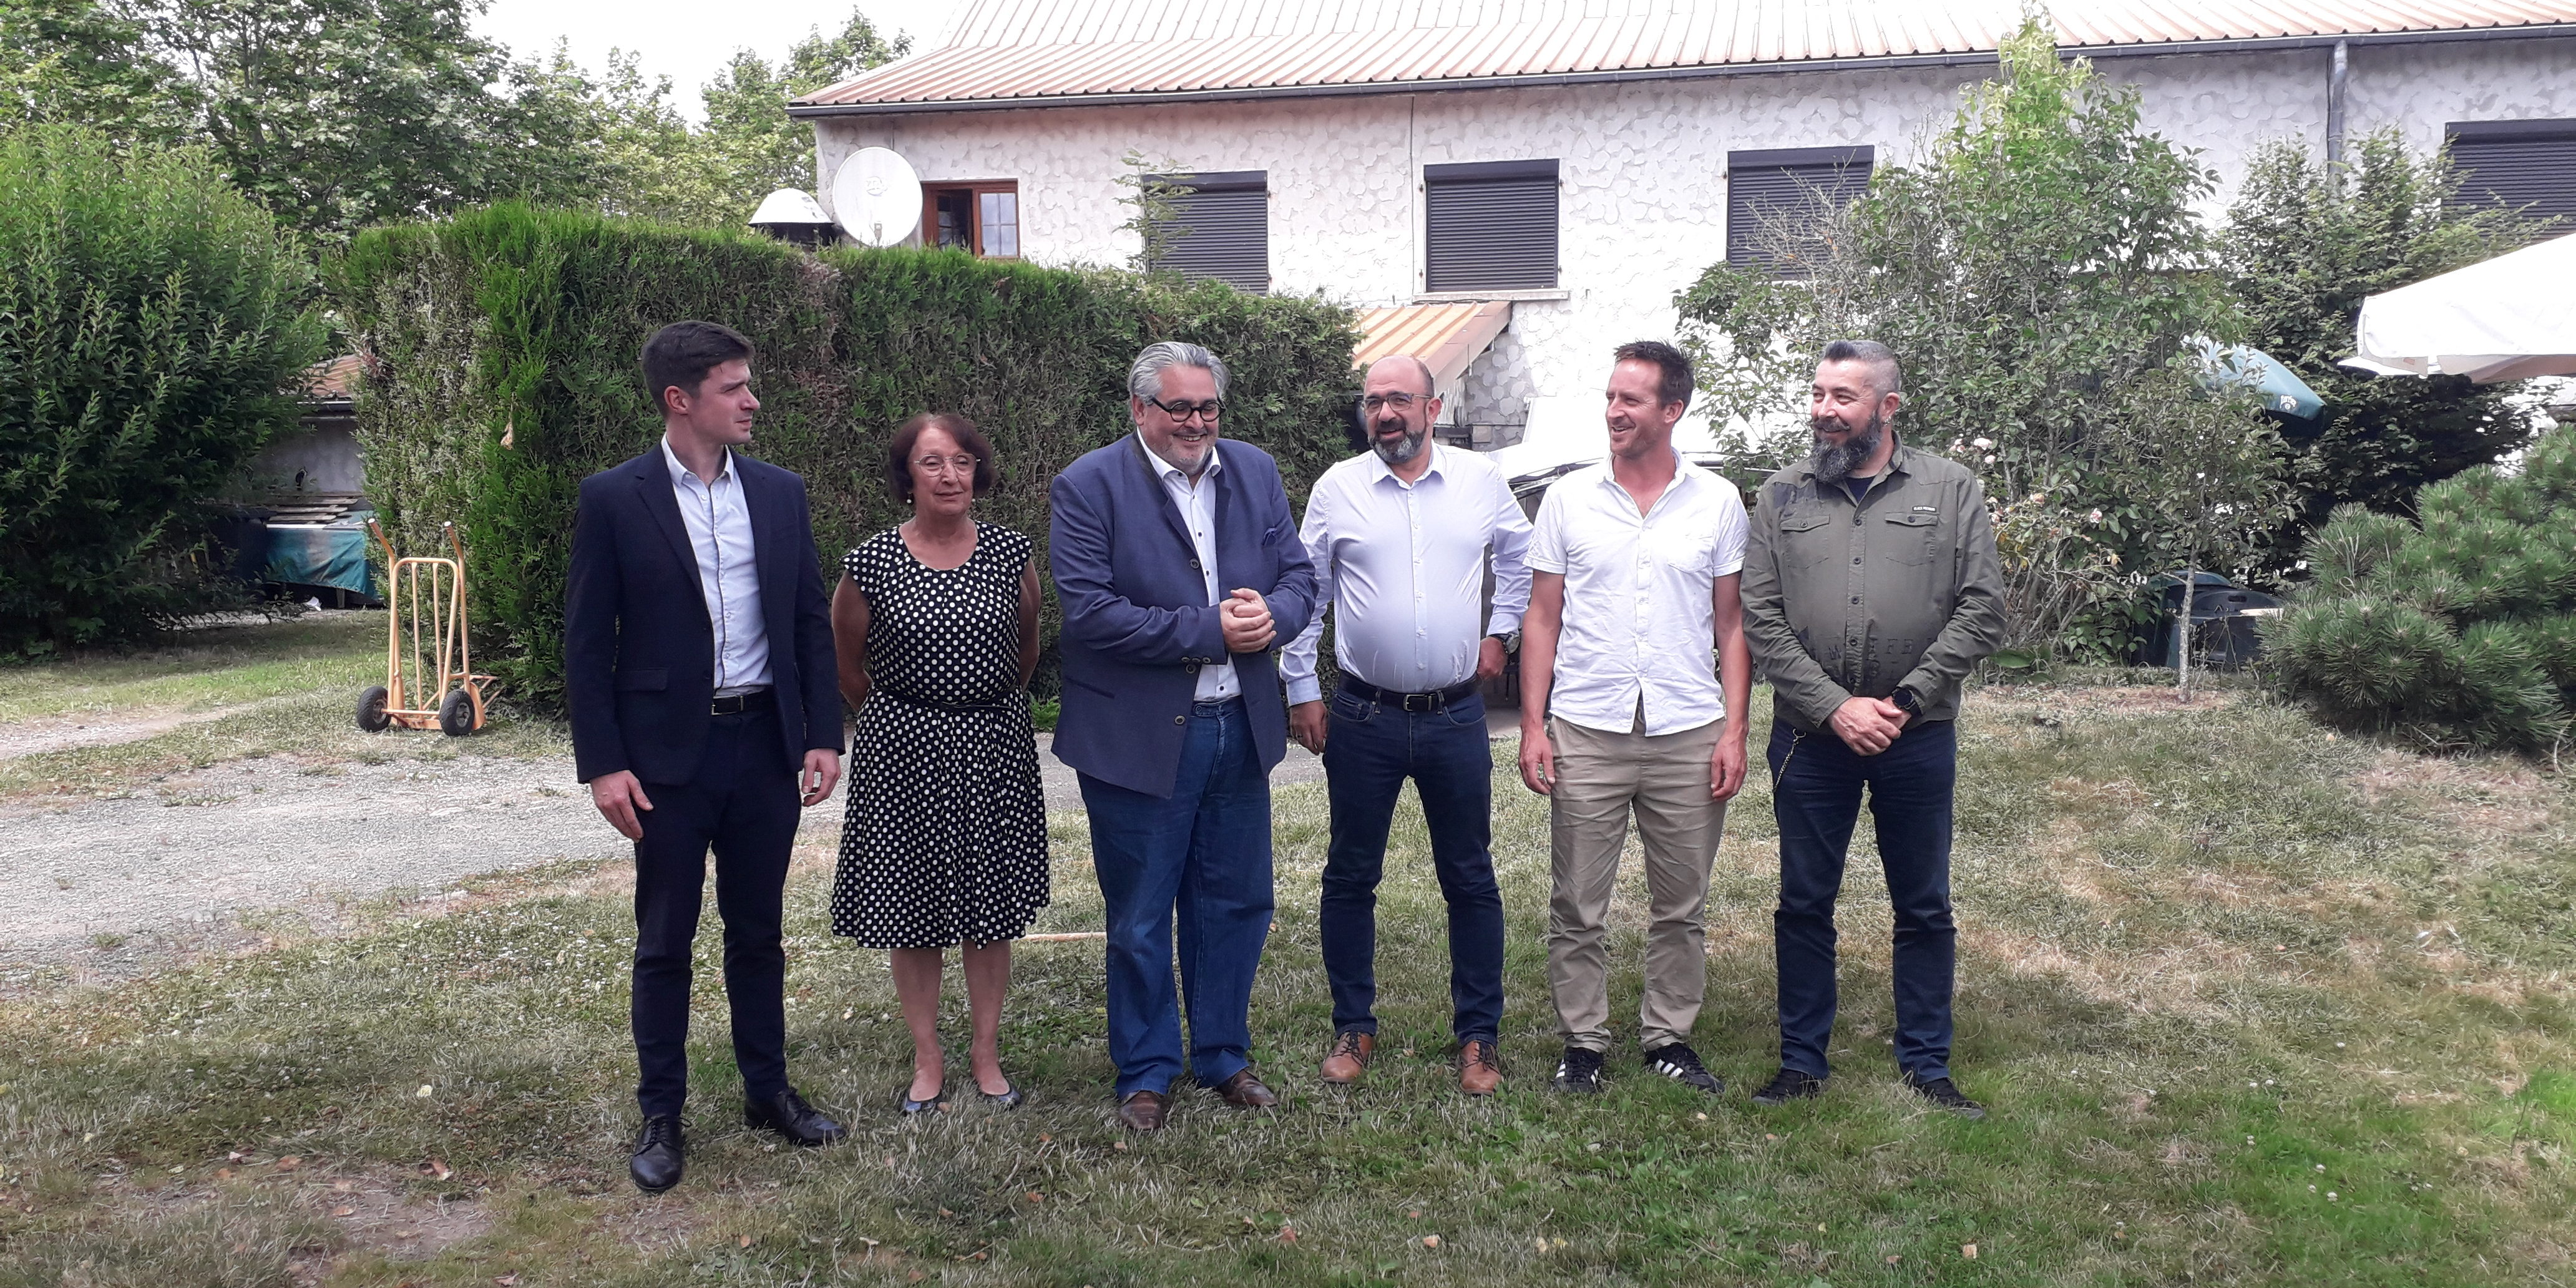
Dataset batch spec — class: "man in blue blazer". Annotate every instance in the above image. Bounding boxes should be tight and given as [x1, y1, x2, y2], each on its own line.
[565, 321, 847, 1192]
[1050, 341, 1318, 1131]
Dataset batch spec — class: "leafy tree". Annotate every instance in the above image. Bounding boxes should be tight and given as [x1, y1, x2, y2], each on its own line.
[132, 0, 532, 240]
[0, 124, 326, 655]
[1677, 20, 2285, 656]
[699, 10, 908, 210]
[2223, 130, 2547, 568]
[0, 0, 182, 139]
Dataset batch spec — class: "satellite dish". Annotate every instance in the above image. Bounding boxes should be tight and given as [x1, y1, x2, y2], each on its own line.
[830, 147, 923, 248]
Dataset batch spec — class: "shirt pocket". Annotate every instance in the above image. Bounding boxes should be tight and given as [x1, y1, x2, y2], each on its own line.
[1881, 511, 1940, 566]
[1777, 512, 1837, 571]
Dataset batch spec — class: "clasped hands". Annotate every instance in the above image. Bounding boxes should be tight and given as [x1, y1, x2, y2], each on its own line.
[1219, 587, 1274, 653]
[1830, 695, 1910, 755]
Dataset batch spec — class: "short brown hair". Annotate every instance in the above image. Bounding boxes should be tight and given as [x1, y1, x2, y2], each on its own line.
[886, 413, 997, 502]
[640, 321, 755, 414]
[1612, 339, 1694, 409]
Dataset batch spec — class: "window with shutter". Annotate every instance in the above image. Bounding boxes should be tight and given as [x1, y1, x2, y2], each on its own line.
[1424, 160, 1558, 292]
[1148, 170, 1268, 293]
[1727, 147, 1874, 273]
[2447, 120, 2576, 233]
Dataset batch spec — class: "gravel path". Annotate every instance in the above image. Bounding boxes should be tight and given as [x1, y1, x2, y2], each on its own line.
[0, 733, 1338, 969]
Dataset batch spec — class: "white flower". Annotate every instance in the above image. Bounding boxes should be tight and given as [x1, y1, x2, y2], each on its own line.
[1971, 437, 1995, 450]
[2087, 509, 2103, 522]
[1983, 454, 1997, 464]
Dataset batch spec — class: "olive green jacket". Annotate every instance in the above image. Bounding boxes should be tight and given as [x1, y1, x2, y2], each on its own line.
[1741, 442, 2008, 732]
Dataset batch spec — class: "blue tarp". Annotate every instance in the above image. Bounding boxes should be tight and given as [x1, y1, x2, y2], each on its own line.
[263, 510, 374, 595]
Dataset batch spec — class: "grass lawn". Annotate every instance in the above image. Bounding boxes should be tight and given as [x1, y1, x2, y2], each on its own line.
[2, 638, 2573, 1284]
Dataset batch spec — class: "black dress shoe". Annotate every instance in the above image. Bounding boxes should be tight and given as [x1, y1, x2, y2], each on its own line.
[630, 1115, 684, 1193]
[746, 1086, 846, 1146]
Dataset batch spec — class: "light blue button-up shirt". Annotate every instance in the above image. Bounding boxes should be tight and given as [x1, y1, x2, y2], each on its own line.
[661, 437, 771, 693]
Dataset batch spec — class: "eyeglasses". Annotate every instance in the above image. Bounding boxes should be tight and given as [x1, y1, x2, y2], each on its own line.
[1359, 392, 1432, 414]
[913, 454, 978, 477]
[1148, 398, 1223, 422]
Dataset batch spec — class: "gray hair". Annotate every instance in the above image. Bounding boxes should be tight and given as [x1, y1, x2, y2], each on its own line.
[1820, 338, 1902, 397]
[1129, 341, 1230, 402]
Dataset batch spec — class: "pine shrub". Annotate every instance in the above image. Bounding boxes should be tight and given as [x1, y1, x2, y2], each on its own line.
[2271, 426, 2576, 749]
[339, 204, 1360, 710]
[0, 124, 326, 656]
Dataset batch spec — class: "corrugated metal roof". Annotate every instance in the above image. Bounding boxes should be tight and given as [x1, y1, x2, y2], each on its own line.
[1354, 301, 1514, 383]
[795, 0, 2576, 110]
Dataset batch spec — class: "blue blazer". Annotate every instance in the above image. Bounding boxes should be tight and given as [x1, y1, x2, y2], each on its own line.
[1049, 435, 1317, 798]
[564, 449, 843, 786]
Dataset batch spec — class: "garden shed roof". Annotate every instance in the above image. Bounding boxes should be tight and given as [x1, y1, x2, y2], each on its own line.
[791, 0, 2576, 115]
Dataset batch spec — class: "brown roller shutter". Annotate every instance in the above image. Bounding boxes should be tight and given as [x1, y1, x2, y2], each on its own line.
[1149, 170, 1269, 293]
[1425, 159, 1558, 292]
[1727, 146, 1873, 273]
[2447, 120, 2576, 235]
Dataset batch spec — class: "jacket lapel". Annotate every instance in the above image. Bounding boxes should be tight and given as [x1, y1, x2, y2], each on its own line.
[632, 452, 711, 625]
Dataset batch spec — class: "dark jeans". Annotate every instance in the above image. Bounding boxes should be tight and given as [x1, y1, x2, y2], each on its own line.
[630, 705, 801, 1120]
[1319, 686, 1505, 1045]
[1767, 718, 1958, 1082]
[1078, 697, 1274, 1098]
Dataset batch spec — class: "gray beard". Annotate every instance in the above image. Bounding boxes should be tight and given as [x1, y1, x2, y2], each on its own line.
[1372, 423, 1430, 466]
[1808, 412, 1885, 484]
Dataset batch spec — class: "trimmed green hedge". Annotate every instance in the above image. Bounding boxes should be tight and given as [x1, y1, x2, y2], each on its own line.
[338, 204, 1359, 709]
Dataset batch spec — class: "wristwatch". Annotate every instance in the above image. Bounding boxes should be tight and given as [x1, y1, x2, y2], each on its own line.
[1486, 631, 1520, 652]
[1890, 687, 1921, 716]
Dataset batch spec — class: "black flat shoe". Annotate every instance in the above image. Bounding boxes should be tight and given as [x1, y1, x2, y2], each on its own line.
[900, 1088, 950, 1115]
[629, 1114, 684, 1193]
[745, 1086, 846, 1146]
[980, 1084, 1025, 1110]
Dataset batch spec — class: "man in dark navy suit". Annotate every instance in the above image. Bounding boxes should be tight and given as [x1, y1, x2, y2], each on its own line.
[565, 321, 847, 1192]
[1049, 341, 1317, 1132]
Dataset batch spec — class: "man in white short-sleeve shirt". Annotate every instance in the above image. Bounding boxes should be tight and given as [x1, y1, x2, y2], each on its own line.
[1517, 340, 1751, 1098]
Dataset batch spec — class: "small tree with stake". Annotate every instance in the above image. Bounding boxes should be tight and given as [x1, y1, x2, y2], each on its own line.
[1677, 18, 2286, 665]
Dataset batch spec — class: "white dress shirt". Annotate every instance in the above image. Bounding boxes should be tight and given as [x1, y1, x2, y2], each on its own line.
[661, 437, 771, 693]
[1138, 431, 1241, 702]
[1526, 454, 1748, 736]
[1282, 444, 1532, 705]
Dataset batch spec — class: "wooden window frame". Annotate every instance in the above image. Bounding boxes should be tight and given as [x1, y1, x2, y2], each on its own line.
[922, 179, 1020, 258]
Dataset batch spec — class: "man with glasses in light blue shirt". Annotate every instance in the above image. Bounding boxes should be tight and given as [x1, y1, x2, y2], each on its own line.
[1284, 353, 1532, 1098]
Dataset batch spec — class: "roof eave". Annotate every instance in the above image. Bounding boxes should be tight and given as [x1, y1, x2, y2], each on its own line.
[787, 22, 2576, 118]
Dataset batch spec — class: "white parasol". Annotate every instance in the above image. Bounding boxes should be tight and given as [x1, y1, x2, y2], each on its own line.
[2343, 231, 2576, 383]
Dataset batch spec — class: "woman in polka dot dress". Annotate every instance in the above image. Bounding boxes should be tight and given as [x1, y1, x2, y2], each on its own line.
[829, 412, 1049, 1112]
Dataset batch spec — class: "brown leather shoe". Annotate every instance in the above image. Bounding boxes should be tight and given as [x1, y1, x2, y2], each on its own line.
[1115, 1090, 1168, 1132]
[1457, 1039, 1502, 1097]
[1319, 1030, 1376, 1085]
[1212, 1067, 1280, 1109]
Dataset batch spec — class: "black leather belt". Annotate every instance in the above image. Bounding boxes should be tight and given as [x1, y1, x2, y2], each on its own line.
[1340, 676, 1478, 713]
[711, 688, 771, 716]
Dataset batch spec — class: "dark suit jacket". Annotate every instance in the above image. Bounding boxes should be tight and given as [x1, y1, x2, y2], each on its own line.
[1049, 434, 1317, 798]
[565, 448, 842, 786]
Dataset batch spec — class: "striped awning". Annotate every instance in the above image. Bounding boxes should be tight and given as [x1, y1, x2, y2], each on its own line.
[1353, 301, 1514, 385]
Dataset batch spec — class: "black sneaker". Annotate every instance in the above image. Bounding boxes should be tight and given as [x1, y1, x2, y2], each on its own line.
[1552, 1046, 1605, 1094]
[1641, 1042, 1724, 1095]
[1906, 1075, 1987, 1120]
[1749, 1068, 1827, 1106]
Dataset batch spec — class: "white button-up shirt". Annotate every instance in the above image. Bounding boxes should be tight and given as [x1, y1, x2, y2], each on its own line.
[1282, 445, 1532, 705]
[1138, 431, 1240, 702]
[1527, 454, 1748, 736]
[661, 437, 771, 693]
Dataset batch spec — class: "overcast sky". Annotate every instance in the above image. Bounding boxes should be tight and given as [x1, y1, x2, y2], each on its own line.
[473, 0, 970, 119]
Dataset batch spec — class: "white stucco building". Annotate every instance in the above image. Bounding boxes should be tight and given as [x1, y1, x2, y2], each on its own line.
[793, 0, 2576, 453]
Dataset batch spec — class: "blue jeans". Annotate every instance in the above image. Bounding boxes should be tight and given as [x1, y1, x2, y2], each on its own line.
[1768, 718, 1958, 1082]
[1319, 687, 1505, 1045]
[1078, 698, 1274, 1097]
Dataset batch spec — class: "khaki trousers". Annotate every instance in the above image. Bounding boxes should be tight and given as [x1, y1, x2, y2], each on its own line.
[1545, 712, 1728, 1053]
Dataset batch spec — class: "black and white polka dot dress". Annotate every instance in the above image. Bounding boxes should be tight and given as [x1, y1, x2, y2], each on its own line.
[831, 522, 1050, 949]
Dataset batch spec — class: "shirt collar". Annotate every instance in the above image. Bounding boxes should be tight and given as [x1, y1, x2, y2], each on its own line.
[1136, 429, 1222, 484]
[1365, 441, 1445, 487]
[1593, 448, 1699, 497]
[661, 436, 734, 489]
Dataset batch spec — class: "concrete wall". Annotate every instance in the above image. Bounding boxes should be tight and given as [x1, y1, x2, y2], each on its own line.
[816, 37, 2576, 440]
